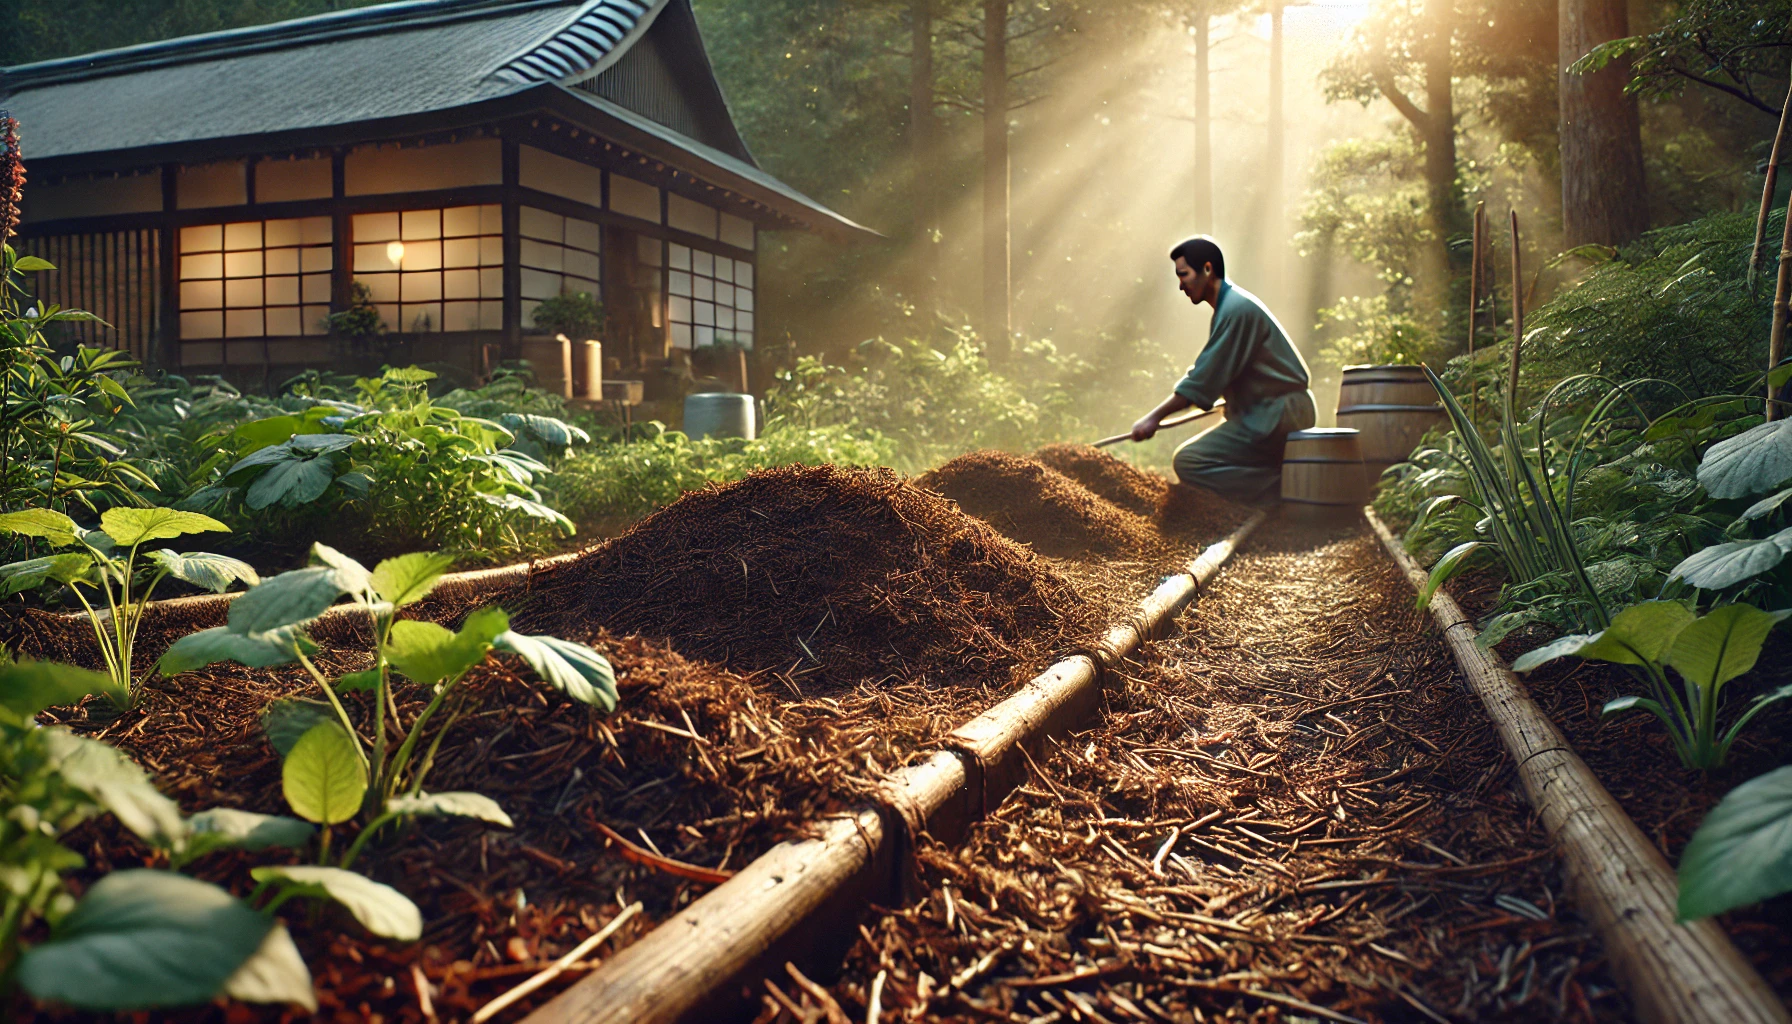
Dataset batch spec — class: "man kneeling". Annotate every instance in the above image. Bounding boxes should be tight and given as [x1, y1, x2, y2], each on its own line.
[1130, 236, 1316, 504]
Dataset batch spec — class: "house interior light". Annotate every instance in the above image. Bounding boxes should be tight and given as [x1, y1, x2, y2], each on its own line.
[386, 240, 405, 265]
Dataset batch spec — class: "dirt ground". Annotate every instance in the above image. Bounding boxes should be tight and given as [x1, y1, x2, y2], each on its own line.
[770, 514, 1632, 1024]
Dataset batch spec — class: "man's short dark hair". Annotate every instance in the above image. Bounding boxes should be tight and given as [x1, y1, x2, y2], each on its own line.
[1169, 236, 1225, 278]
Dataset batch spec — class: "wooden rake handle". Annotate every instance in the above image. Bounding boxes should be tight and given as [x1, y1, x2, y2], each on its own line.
[1092, 401, 1224, 448]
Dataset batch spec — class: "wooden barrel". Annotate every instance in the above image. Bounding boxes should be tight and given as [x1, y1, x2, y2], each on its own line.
[1335, 364, 1446, 479]
[1281, 428, 1369, 510]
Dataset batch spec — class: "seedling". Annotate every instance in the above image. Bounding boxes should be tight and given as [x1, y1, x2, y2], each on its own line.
[0, 506, 257, 709]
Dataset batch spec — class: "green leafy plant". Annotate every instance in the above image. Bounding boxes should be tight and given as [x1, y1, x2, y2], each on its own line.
[1676, 764, 1792, 921]
[325, 281, 385, 346]
[184, 366, 588, 560]
[1513, 600, 1791, 768]
[157, 542, 616, 861]
[0, 658, 317, 1012]
[529, 290, 604, 341]
[1, 246, 151, 522]
[0, 507, 257, 708]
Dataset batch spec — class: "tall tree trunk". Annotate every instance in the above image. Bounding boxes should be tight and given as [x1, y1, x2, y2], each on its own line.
[1420, 0, 1457, 307]
[1265, 0, 1283, 296]
[911, 0, 936, 304]
[1559, 0, 1648, 246]
[982, 0, 1011, 356]
[1194, 4, 1212, 233]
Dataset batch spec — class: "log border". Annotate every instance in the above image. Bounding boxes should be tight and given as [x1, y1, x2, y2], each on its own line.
[520, 511, 1268, 1024]
[1367, 508, 1789, 1024]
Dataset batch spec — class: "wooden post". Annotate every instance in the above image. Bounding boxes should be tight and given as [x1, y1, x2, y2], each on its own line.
[1369, 511, 1791, 1024]
[1749, 77, 1792, 293]
[1771, 204, 1792, 421]
[1467, 202, 1483, 426]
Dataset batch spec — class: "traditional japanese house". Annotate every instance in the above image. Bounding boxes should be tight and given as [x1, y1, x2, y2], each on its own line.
[0, 0, 872, 390]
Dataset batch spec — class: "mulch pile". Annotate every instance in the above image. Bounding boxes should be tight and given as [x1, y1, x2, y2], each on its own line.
[517, 464, 1093, 694]
[23, 627, 983, 1023]
[1032, 443, 1171, 519]
[915, 450, 1167, 560]
[788, 515, 1623, 1023]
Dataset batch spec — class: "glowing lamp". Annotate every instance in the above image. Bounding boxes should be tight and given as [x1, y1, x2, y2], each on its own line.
[386, 240, 406, 266]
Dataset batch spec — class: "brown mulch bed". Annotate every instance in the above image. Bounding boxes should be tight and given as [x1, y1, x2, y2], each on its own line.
[781, 514, 1629, 1023]
[5, 463, 1213, 1022]
[916, 451, 1170, 561]
[1033, 443, 1172, 520]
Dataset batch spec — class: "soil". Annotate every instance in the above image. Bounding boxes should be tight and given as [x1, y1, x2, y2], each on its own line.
[915, 451, 1168, 560]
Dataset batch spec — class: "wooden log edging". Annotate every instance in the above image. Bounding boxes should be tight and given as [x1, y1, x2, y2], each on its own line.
[523, 511, 1268, 1024]
[1367, 509, 1789, 1024]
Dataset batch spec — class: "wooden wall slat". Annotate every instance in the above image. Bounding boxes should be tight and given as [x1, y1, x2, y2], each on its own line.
[17, 229, 160, 360]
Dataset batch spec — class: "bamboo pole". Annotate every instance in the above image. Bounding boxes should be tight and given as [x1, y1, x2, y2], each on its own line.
[1773, 184, 1792, 422]
[1467, 202, 1484, 428]
[1368, 509, 1791, 1024]
[1750, 74, 1792, 293]
[523, 512, 1266, 1024]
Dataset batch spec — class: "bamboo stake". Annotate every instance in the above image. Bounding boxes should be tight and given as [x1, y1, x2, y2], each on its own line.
[1773, 182, 1792, 422]
[1369, 510, 1790, 1024]
[1467, 202, 1484, 429]
[1751, 73, 1792, 293]
[1507, 209, 1523, 404]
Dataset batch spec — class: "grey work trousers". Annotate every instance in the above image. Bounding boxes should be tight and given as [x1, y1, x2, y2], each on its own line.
[1171, 391, 1317, 503]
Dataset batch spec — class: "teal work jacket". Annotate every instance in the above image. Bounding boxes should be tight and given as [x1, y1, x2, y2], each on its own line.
[1172, 281, 1313, 438]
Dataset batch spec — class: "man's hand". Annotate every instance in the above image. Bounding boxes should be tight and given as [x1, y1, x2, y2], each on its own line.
[1130, 415, 1160, 443]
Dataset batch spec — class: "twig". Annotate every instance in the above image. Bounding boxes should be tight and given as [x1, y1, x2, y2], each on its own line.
[471, 902, 642, 1023]
[588, 815, 735, 885]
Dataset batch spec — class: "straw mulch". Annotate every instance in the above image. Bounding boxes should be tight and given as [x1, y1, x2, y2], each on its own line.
[783, 515, 1624, 1024]
[916, 451, 1168, 561]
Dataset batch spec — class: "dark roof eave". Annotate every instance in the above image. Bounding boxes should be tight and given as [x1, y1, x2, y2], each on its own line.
[537, 86, 881, 243]
[16, 86, 882, 244]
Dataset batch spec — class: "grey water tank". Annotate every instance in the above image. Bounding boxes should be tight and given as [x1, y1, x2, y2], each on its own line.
[683, 392, 756, 440]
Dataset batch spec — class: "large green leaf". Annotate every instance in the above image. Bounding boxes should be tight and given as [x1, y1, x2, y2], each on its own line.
[1668, 528, 1792, 590]
[493, 631, 617, 712]
[250, 865, 422, 940]
[1741, 486, 1792, 522]
[1666, 604, 1792, 692]
[370, 551, 456, 608]
[260, 700, 334, 758]
[1595, 600, 1698, 664]
[227, 567, 352, 634]
[17, 870, 272, 1010]
[157, 625, 313, 676]
[245, 456, 337, 510]
[0, 508, 80, 546]
[186, 808, 315, 855]
[282, 723, 366, 825]
[309, 543, 371, 597]
[1697, 418, 1792, 499]
[386, 791, 513, 827]
[42, 730, 187, 850]
[0, 553, 94, 595]
[385, 608, 508, 685]
[145, 550, 259, 593]
[219, 922, 316, 1010]
[0, 660, 114, 720]
[1678, 765, 1792, 919]
[99, 508, 228, 547]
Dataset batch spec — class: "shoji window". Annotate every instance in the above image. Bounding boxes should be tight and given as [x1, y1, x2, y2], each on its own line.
[518, 206, 602, 328]
[667, 243, 754, 349]
[178, 218, 333, 360]
[352, 205, 503, 333]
